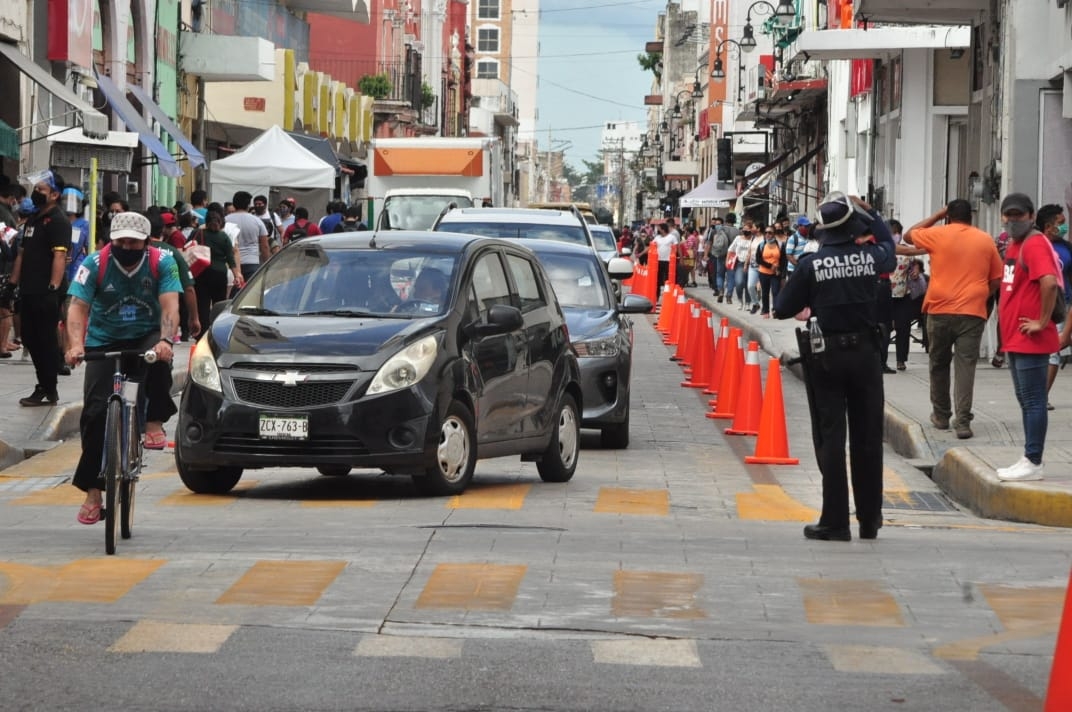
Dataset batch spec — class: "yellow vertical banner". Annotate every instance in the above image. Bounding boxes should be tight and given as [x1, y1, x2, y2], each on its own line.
[88, 157, 98, 251]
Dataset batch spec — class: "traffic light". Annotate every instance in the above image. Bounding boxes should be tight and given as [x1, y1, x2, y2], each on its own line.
[717, 138, 733, 181]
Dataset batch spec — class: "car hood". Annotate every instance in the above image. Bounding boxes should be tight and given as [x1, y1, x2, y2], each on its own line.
[562, 307, 618, 342]
[211, 313, 439, 360]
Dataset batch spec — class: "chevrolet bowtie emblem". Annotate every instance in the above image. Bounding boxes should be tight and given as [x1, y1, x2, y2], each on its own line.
[273, 371, 307, 387]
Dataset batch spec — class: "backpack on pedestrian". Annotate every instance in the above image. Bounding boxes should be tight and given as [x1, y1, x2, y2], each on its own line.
[289, 221, 309, 242]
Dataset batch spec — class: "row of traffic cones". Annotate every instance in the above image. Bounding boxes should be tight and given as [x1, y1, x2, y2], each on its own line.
[654, 284, 797, 465]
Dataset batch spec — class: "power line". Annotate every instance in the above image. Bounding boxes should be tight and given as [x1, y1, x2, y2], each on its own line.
[541, 0, 658, 13]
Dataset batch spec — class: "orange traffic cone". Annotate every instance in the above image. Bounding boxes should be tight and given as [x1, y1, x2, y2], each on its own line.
[725, 341, 764, 436]
[703, 318, 730, 396]
[673, 301, 698, 363]
[655, 284, 675, 333]
[709, 328, 744, 407]
[643, 244, 659, 304]
[682, 311, 714, 388]
[668, 244, 678, 290]
[1045, 566, 1072, 711]
[665, 293, 688, 346]
[706, 328, 743, 420]
[745, 358, 800, 465]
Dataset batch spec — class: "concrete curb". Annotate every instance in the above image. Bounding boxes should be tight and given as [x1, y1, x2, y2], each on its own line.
[932, 447, 1072, 528]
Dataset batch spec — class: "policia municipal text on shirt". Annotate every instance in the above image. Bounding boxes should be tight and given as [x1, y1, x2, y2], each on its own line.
[773, 192, 897, 542]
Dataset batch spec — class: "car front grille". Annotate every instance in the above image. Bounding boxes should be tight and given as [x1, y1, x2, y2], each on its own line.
[214, 433, 369, 458]
[231, 363, 358, 374]
[232, 379, 355, 408]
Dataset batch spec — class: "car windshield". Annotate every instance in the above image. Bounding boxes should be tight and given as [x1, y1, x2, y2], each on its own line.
[380, 194, 475, 230]
[538, 253, 611, 309]
[590, 228, 617, 254]
[233, 243, 458, 317]
[441, 221, 590, 247]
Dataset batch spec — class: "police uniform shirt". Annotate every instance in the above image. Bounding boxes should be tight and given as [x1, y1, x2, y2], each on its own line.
[774, 210, 897, 333]
[68, 248, 183, 347]
[20, 205, 70, 294]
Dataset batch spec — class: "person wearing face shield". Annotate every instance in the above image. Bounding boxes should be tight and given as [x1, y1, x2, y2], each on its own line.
[773, 191, 897, 542]
[903, 199, 1003, 440]
[64, 211, 183, 525]
[8, 169, 71, 406]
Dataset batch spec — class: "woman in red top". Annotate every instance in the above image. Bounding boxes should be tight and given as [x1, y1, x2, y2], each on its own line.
[995, 193, 1060, 482]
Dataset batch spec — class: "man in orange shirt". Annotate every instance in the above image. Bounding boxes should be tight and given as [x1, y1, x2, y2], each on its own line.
[904, 199, 1003, 439]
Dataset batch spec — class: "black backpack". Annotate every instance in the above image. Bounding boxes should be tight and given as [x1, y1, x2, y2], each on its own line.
[334, 221, 363, 233]
[289, 221, 309, 241]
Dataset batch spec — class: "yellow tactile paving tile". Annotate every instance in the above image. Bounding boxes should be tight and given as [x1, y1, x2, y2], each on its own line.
[594, 487, 669, 516]
[736, 484, 818, 522]
[0, 440, 82, 477]
[612, 570, 706, 619]
[798, 578, 904, 627]
[216, 560, 346, 606]
[934, 584, 1068, 661]
[158, 480, 259, 506]
[10, 486, 85, 506]
[883, 465, 911, 493]
[109, 620, 238, 654]
[824, 644, 945, 674]
[0, 558, 165, 604]
[354, 635, 463, 659]
[414, 563, 526, 611]
[448, 483, 532, 510]
[590, 639, 702, 667]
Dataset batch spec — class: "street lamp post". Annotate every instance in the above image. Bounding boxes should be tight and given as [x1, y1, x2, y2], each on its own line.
[738, 0, 797, 53]
[711, 39, 746, 104]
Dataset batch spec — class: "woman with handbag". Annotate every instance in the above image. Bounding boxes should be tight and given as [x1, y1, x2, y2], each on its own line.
[193, 210, 244, 332]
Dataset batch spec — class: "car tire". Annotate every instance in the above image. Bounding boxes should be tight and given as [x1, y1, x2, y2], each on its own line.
[537, 393, 580, 483]
[317, 465, 352, 477]
[175, 452, 243, 494]
[413, 401, 476, 496]
[600, 412, 630, 449]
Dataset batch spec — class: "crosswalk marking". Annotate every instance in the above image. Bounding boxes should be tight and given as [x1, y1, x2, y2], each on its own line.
[933, 584, 1069, 661]
[0, 558, 165, 604]
[612, 570, 706, 619]
[448, 483, 532, 510]
[109, 620, 237, 653]
[216, 560, 346, 606]
[590, 639, 702, 667]
[355, 635, 463, 659]
[798, 578, 904, 627]
[735, 484, 818, 521]
[594, 488, 669, 516]
[415, 563, 527, 611]
[825, 644, 945, 674]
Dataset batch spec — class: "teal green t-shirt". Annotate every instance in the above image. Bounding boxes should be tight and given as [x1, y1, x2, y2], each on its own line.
[68, 247, 184, 347]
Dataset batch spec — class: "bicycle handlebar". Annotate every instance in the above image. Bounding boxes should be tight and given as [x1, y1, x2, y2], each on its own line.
[83, 349, 159, 364]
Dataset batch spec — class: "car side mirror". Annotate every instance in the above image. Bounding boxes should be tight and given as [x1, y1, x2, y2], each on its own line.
[606, 256, 635, 279]
[466, 303, 524, 337]
[619, 293, 653, 314]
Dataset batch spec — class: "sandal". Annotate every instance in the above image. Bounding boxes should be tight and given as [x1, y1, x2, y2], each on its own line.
[77, 502, 102, 525]
[144, 430, 167, 450]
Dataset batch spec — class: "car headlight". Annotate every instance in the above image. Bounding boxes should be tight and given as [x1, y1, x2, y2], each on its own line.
[189, 336, 222, 392]
[368, 334, 438, 395]
[573, 336, 620, 358]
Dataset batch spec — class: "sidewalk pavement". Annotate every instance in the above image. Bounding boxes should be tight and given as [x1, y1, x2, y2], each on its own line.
[0, 343, 190, 470]
[682, 285, 1072, 528]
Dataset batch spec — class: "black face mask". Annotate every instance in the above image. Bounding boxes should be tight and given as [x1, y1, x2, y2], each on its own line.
[30, 191, 48, 209]
[111, 245, 145, 267]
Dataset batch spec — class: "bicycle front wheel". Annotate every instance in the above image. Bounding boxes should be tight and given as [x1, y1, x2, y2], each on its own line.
[121, 404, 140, 540]
[103, 399, 123, 555]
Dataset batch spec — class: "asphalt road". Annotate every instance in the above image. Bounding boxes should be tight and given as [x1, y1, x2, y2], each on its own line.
[0, 315, 1067, 711]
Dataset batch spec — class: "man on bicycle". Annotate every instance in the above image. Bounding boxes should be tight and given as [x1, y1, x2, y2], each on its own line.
[65, 212, 182, 525]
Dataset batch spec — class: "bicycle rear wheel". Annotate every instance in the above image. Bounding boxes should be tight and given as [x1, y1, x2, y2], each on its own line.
[103, 399, 122, 555]
[121, 404, 140, 539]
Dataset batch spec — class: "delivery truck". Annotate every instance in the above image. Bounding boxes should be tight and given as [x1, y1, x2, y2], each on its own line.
[367, 137, 505, 230]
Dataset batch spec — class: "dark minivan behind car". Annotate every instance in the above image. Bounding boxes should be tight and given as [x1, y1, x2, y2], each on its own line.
[175, 232, 583, 496]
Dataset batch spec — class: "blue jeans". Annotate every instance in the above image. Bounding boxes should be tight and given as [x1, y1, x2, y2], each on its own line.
[733, 263, 749, 303]
[723, 261, 736, 300]
[1008, 352, 1049, 464]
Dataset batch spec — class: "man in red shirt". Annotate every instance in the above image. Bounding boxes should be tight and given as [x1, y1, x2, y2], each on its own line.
[282, 206, 322, 244]
[995, 193, 1061, 481]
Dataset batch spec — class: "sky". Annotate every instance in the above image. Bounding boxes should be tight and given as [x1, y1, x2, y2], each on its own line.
[534, 0, 664, 169]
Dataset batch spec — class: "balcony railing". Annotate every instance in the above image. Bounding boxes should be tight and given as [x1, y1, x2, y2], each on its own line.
[308, 57, 423, 110]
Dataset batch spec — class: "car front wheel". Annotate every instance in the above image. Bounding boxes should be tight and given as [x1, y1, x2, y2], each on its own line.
[413, 401, 476, 496]
[175, 452, 243, 494]
[537, 393, 580, 482]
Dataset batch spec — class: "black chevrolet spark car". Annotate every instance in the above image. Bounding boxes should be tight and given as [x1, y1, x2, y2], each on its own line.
[175, 232, 582, 496]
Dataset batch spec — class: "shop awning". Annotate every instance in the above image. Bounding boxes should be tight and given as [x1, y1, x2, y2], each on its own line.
[680, 172, 739, 208]
[287, 131, 341, 176]
[0, 119, 18, 160]
[0, 42, 108, 139]
[126, 83, 205, 169]
[94, 71, 183, 178]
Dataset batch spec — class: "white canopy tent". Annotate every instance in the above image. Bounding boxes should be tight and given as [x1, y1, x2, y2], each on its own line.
[679, 173, 739, 209]
[208, 125, 336, 204]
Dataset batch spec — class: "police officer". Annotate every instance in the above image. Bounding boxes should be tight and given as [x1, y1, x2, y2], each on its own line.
[773, 192, 896, 541]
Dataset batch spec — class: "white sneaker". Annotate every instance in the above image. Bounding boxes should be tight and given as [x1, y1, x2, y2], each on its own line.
[997, 458, 1044, 482]
[996, 456, 1029, 477]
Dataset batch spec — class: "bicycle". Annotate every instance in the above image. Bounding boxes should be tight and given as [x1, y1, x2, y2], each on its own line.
[83, 349, 158, 555]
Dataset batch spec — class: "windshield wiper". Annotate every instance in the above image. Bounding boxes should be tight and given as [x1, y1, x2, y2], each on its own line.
[298, 309, 377, 317]
[236, 306, 283, 316]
